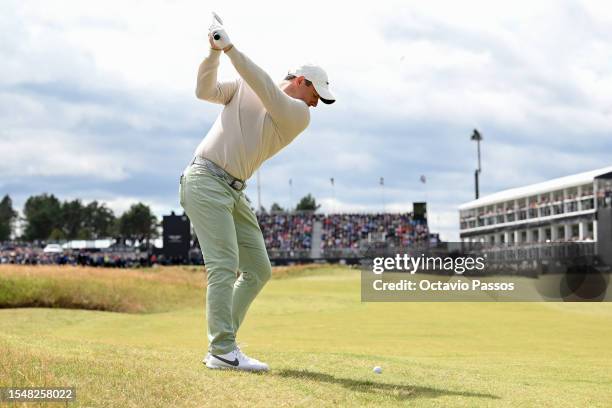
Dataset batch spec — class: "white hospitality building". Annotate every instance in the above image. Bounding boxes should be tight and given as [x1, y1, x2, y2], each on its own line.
[459, 166, 612, 244]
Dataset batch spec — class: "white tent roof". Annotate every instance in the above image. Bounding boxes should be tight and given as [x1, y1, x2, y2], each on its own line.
[61, 239, 113, 250]
[459, 166, 612, 210]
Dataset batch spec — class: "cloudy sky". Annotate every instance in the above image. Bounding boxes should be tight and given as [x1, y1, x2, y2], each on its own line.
[2, 0, 612, 240]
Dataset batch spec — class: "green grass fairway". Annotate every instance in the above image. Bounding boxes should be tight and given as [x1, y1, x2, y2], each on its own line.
[1, 265, 612, 407]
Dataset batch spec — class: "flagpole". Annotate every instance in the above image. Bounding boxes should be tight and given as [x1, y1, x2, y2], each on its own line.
[420, 175, 431, 233]
[380, 177, 385, 213]
[289, 178, 293, 213]
[330, 177, 335, 213]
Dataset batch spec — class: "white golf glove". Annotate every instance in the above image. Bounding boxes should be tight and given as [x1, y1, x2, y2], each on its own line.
[209, 25, 231, 50]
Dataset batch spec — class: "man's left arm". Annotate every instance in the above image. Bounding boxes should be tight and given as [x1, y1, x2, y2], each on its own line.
[224, 47, 309, 132]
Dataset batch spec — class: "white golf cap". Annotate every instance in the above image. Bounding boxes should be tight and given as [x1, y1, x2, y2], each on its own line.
[288, 64, 335, 104]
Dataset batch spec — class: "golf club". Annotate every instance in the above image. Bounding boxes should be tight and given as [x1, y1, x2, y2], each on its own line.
[211, 12, 223, 40]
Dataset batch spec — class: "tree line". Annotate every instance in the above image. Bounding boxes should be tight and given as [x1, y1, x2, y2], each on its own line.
[262, 193, 320, 214]
[0, 194, 158, 243]
[0, 192, 322, 242]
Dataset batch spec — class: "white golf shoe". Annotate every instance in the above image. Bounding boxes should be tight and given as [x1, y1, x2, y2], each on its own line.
[205, 347, 269, 372]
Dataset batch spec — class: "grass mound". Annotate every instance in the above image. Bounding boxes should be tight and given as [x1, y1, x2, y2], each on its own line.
[0, 265, 205, 313]
[0, 264, 345, 314]
[1, 266, 611, 407]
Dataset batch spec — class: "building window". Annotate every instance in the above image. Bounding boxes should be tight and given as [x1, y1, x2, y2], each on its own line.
[571, 224, 579, 239]
[558, 226, 565, 239]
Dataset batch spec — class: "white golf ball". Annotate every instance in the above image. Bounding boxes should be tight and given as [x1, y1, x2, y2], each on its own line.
[373, 366, 382, 374]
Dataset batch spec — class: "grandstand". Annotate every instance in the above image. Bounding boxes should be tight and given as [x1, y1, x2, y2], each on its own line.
[459, 166, 612, 244]
[1, 205, 432, 266]
[255, 210, 430, 262]
[257, 212, 316, 260]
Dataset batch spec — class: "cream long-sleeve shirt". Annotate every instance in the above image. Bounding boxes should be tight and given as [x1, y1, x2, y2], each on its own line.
[193, 47, 310, 181]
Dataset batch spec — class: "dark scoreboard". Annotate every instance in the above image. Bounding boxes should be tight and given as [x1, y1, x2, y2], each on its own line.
[162, 212, 191, 260]
[413, 202, 428, 222]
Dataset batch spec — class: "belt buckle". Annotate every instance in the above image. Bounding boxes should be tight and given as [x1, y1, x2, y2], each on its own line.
[230, 179, 245, 191]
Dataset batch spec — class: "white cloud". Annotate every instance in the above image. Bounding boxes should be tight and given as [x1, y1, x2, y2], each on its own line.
[2, 0, 612, 240]
[101, 195, 173, 220]
[0, 129, 130, 181]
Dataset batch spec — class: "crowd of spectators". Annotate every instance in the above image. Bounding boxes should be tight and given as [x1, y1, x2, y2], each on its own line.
[255, 212, 430, 258]
[0, 244, 152, 267]
[319, 213, 429, 257]
[257, 212, 317, 258]
[1, 212, 431, 265]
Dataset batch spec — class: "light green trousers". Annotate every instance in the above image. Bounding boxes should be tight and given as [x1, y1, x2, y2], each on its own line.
[179, 162, 271, 355]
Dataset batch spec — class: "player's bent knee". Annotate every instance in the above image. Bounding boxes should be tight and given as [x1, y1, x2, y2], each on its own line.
[205, 259, 240, 281]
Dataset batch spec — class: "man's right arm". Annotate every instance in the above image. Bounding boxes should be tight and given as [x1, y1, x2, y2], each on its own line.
[195, 48, 239, 105]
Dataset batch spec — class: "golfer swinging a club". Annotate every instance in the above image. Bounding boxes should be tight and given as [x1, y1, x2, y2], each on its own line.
[179, 14, 335, 372]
